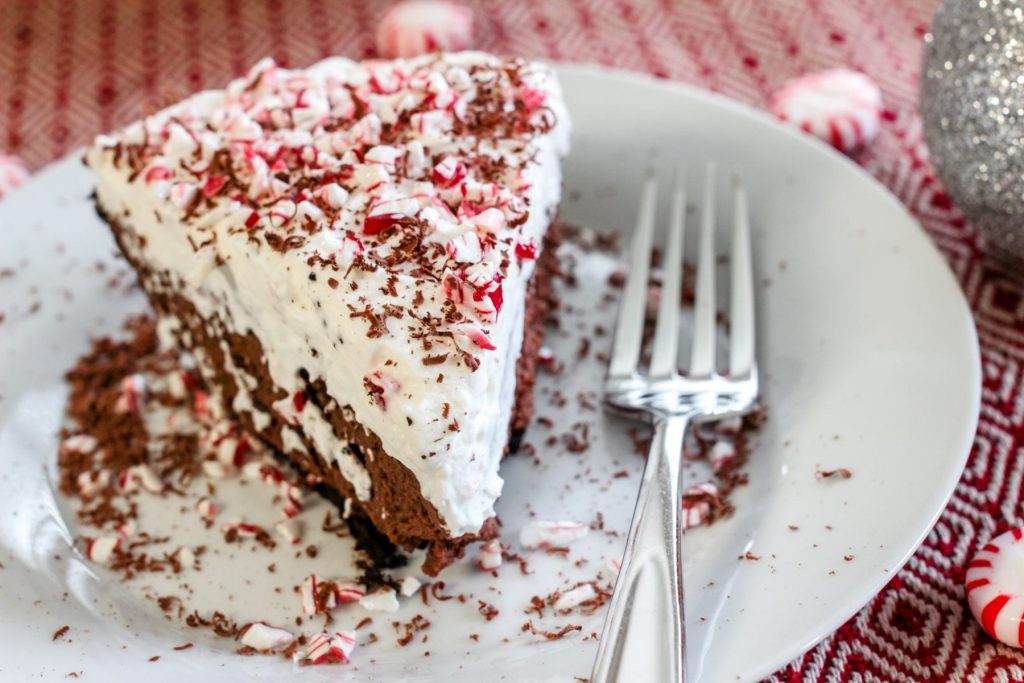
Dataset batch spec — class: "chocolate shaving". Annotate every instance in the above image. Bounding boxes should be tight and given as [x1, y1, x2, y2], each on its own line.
[522, 620, 582, 640]
[478, 600, 499, 621]
[429, 581, 453, 602]
[816, 468, 853, 480]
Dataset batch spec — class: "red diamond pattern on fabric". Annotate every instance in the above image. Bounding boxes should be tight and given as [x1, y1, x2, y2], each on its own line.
[3, 1, 1024, 680]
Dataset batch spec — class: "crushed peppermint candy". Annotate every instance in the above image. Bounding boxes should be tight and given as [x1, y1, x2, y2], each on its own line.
[301, 630, 357, 665]
[62, 434, 99, 454]
[174, 546, 197, 568]
[301, 575, 366, 615]
[709, 440, 737, 472]
[554, 583, 598, 612]
[119, 463, 164, 494]
[195, 497, 217, 519]
[117, 520, 137, 539]
[520, 521, 589, 549]
[86, 535, 120, 563]
[220, 520, 270, 544]
[358, 587, 400, 613]
[114, 373, 147, 414]
[201, 460, 232, 480]
[399, 576, 423, 597]
[239, 622, 295, 651]
[274, 518, 303, 544]
[302, 574, 332, 615]
[681, 482, 723, 530]
[682, 499, 711, 530]
[88, 54, 564, 374]
[76, 469, 110, 498]
[477, 540, 503, 571]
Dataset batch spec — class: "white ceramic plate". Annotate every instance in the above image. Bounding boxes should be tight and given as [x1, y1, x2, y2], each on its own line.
[0, 64, 979, 682]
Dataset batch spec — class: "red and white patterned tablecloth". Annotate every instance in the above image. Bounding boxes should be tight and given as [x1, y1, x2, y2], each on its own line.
[2, 1, 1022, 679]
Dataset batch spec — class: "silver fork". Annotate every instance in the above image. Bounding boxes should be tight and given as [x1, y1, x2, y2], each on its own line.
[591, 165, 759, 683]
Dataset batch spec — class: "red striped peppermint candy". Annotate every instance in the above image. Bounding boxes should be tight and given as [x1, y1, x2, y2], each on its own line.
[303, 630, 356, 665]
[769, 69, 882, 154]
[0, 154, 29, 201]
[376, 1, 474, 59]
[966, 527, 1024, 647]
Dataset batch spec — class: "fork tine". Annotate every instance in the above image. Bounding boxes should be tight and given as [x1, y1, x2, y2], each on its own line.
[648, 165, 686, 378]
[729, 173, 755, 377]
[689, 163, 717, 378]
[608, 176, 659, 379]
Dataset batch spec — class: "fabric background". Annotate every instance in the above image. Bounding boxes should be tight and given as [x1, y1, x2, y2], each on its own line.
[3, 1, 1023, 679]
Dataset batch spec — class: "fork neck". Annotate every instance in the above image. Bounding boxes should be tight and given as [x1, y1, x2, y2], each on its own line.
[590, 412, 692, 683]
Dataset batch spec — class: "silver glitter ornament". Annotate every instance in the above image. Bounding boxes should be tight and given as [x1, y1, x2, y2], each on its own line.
[921, 0, 1024, 265]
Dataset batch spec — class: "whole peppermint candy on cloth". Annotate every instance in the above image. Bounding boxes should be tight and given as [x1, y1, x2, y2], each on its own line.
[376, 1, 474, 59]
[966, 527, 1024, 647]
[769, 69, 883, 154]
[0, 154, 30, 200]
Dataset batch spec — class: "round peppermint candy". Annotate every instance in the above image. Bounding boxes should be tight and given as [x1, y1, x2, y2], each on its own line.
[0, 154, 29, 200]
[769, 69, 882, 154]
[966, 527, 1024, 647]
[376, 1, 474, 59]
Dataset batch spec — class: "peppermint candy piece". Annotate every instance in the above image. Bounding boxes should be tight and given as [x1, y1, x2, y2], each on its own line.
[201, 459, 232, 480]
[966, 527, 1024, 647]
[114, 373, 147, 414]
[376, 1, 474, 59]
[0, 154, 29, 201]
[681, 482, 721, 530]
[477, 540, 503, 571]
[77, 469, 111, 498]
[62, 434, 99, 454]
[121, 463, 164, 494]
[399, 576, 422, 597]
[358, 587, 400, 613]
[239, 622, 294, 651]
[709, 440, 737, 473]
[274, 518, 302, 544]
[554, 583, 598, 612]
[302, 630, 357, 665]
[520, 520, 589, 549]
[174, 546, 196, 568]
[301, 574, 335, 615]
[301, 575, 366, 615]
[681, 499, 711, 530]
[769, 69, 882, 153]
[195, 497, 217, 519]
[86, 535, 121, 563]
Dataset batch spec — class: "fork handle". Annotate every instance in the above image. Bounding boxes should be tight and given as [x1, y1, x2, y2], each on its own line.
[591, 414, 689, 683]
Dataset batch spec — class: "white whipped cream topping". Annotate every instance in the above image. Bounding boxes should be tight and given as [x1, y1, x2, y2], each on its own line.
[87, 52, 570, 537]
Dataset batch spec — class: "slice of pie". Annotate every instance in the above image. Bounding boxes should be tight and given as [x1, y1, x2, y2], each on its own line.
[85, 53, 570, 574]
